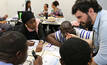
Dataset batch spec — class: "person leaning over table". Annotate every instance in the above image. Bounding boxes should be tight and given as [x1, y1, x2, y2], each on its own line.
[49, 1, 64, 18]
[0, 31, 42, 65]
[70, 0, 107, 65]
[60, 37, 92, 65]
[14, 11, 45, 40]
[46, 21, 93, 47]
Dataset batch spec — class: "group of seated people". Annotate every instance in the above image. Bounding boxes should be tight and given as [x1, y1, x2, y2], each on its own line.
[25, 0, 63, 18]
[0, 11, 93, 65]
[0, 0, 94, 65]
[38, 1, 64, 18]
[0, 31, 92, 65]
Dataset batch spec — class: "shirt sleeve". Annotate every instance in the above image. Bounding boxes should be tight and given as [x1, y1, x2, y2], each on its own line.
[55, 30, 64, 43]
[75, 28, 93, 40]
[94, 21, 107, 65]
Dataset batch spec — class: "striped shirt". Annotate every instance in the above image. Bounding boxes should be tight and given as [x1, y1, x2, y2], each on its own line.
[55, 28, 93, 43]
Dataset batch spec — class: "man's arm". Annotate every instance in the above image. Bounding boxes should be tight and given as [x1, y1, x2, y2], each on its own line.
[34, 55, 42, 65]
[66, 33, 93, 48]
[46, 33, 61, 47]
[91, 58, 97, 65]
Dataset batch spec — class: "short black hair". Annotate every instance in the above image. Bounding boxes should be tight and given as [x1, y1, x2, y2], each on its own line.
[60, 38, 91, 65]
[21, 11, 35, 24]
[45, 4, 49, 8]
[52, 1, 59, 7]
[72, 0, 102, 14]
[60, 21, 76, 35]
[0, 31, 27, 61]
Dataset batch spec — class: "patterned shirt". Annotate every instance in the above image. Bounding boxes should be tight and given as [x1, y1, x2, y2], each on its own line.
[55, 28, 93, 43]
[50, 8, 63, 17]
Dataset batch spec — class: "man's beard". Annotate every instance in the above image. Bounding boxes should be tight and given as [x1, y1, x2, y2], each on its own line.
[80, 14, 93, 31]
[85, 15, 92, 28]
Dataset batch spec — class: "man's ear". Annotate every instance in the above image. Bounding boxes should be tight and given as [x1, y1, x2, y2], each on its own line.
[88, 8, 94, 16]
[16, 51, 23, 59]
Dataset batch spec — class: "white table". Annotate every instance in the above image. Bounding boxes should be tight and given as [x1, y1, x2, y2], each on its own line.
[23, 40, 61, 65]
[41, 18, 65, 25]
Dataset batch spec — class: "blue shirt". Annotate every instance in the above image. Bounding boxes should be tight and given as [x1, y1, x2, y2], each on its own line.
[93, 10, 107, 65]
[0, 61, 13, 65]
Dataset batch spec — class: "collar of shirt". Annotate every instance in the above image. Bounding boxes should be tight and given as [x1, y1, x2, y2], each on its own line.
[0, 61, 13, 65]
[93, 10, 102, 32]
[25, 24, 35, 32]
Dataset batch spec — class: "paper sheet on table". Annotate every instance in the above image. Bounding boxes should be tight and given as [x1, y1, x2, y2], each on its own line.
[42, 53, 60, 65]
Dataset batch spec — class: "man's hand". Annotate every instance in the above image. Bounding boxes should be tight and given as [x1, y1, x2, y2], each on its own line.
[66, 33, 79, 40]
[34, 55, 42, 65]
[91, 58, 97, 65]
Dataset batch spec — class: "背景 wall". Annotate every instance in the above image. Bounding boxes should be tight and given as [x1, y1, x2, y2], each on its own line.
[0, 0, 107, 21]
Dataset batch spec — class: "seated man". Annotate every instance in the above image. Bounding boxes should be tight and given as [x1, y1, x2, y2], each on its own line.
[14, 11, 45, 40]
[46, 21, 93, 47]
[38, 4, 49, 17]
[60, 38, 92, 65]
[0, 31, 42, 65]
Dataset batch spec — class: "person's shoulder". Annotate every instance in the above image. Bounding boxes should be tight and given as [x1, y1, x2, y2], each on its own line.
[14, 23, 25, 32]
[100, 10, 107, 17]
[55, 30, 61, 33]
[99, 10, 107, 24]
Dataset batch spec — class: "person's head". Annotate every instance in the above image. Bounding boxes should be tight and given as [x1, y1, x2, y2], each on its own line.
[52, 1, 59, 9]
[60, 38, 92, 65]
[44, 4, 48, 11]
[60, 21, 76, 37]
[0, 31, 27, 65]
[72, 0, 102, 25]
[21, 11, 36, 30]
[25, 1, 31, 11]
[0, 24, 12, 33]
[3, 14, 8, 20]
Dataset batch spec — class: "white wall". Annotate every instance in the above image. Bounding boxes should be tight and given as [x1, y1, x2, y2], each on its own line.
[0, 0, 107, 21]
[0, 0, 76, 21]
[7, 0, 25, 18]
[97, 0, 107, 10]
[0, 0, 8, 16]
[31, 0, 76, 21]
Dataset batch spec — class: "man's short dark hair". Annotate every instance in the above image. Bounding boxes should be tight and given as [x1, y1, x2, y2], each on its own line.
[0, 31, 27, 63]
[21, 11, 35, 24]
[45, 4, 49, 8]
[60, 21, 76, 35]
[72, 0, 102, 14]
[60, 38, 91, 65]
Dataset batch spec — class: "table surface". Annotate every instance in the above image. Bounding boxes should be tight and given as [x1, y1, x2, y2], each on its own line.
[40, 17, 65, 25]
[23, 40, 61, 65]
